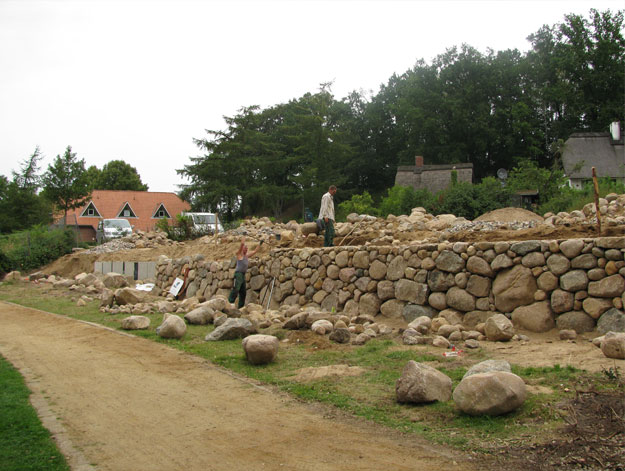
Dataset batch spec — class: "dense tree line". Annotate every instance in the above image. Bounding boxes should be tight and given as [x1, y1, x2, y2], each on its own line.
[0, 147, 149, 234]
[179, 9, 624, 221]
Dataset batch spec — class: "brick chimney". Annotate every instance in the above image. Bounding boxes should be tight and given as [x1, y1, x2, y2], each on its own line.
[415, 155, 424, 167]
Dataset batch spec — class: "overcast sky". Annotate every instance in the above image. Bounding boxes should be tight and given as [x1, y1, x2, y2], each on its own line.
[0, 0, 622, 193]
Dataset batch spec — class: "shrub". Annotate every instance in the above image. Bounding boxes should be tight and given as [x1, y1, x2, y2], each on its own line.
[338, 191, 378, 219]
[379, 186, 435, 218]
[0, 226, 76, 272]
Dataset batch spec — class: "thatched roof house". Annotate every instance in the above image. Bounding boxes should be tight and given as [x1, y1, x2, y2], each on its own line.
[562, 123, 624, 189]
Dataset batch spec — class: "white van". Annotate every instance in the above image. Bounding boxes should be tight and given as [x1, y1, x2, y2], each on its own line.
[182, 212, 224, 233]
[96, 218, 133, 243]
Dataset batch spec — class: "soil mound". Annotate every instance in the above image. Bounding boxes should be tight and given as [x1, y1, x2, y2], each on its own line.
[476, 207, 544, 223]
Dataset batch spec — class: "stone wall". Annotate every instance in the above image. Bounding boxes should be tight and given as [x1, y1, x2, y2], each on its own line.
[154, 236, 625, 333]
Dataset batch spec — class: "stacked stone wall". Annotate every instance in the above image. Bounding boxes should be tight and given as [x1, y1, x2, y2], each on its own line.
[154, 236, 625, 332]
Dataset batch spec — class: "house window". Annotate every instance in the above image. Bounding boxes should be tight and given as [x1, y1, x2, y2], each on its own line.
[117, 202, 137, 218]
[152, 204, 171, 219]
[80, 202, 101, 217]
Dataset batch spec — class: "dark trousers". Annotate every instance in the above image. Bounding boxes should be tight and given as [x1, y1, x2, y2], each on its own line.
[324, 219, 335, 247]
[228, 272, 246, 308]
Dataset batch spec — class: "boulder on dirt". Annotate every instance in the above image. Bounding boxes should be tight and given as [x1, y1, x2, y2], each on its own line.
[462, 359, 511, 380]
[283, 312, 309, 330]
[402, 328, 427, 345]
[205, 318, 256, 341]
[184, 305, 215, 325]
[453, 371, 526, 416]
[4, 271, 22, 281]
[242, 334, 279, 365]
[74, 272, 98, 286]
[597, 308, 625, 334]
[114, 287, 152, 306]
[121, 315, 150, 330]
[408, 316, 431, 334]
[403, 304, 437, 323]
[311, 319, 334, 335]
[511, 302, 555, 332]
[395, 361, 452, 404]
[102, 272, 128, 289]
[156, 314, 187, 339]
[484, 314, 515, 341]
[556, 311, 595, 333]
[600, 331, 625, 359]
[100, 288, 115, 308]
[329, 327, 351, 344]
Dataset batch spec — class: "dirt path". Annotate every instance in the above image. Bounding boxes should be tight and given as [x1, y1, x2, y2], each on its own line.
[0, 302, 478, 471]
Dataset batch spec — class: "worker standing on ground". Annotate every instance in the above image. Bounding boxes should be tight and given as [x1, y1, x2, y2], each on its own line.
[228, 236, 262, 308]
[319, 185, 337, 247]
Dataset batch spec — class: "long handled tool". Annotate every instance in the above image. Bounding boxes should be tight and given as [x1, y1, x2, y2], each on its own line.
[338, 220, 362, 247]
[261, 276, 276, 310]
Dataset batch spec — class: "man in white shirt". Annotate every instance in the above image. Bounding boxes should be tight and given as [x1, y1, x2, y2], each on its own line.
[318, 185, 337, 247]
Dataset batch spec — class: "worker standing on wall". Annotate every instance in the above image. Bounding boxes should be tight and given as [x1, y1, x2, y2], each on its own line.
[318, 185, 337, 247]
[228, 236, 262, 308]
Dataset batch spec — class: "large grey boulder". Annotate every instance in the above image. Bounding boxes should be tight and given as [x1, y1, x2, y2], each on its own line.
[242, 334, 279, 365]
[114, 287, 151, 306]
[102, 272, 129, 289]
[435, 250, 465, 273]
[205, 318, 256, 341]
[484, 314, 515, 341]
[329, 327, 351, 344]
[403, 304, 437, 323]
[358, 293, 381, 316]
[283, 312, 309, 330]
[396, 361, 452, 404]
[600, 332, 625, 359]
[121, 315, 150, 330]
[311, 319, 334, 335]
[462, 360, 511, 380]
[446, 287, 475, 312]
[453, 371, 526, 416]
[75, 272, 98, 287]
[556, 311, 595, 333]
[427, 270, 456, 292]
[511, 302, 555, 332]
[156, 314, 187, 339]
[597, 308, 625, 334]
[492, 265, 537, 312]
[559, 270, 589, 292]
[184, 305, 215, 325]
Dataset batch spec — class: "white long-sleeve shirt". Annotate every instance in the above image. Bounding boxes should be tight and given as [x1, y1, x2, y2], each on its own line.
[318, 191, 335, 221]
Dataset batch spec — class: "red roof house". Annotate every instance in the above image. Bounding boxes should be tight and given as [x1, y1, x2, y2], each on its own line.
[62, 190, 191, 242]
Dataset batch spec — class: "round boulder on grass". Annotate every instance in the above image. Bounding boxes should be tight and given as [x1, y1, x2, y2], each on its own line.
[453, 371, 526, 416]
[242, 334, 279, 365]
[396, 361, 452, 404]
[156, 314, 187, 339]
[121, 315, 150, 330]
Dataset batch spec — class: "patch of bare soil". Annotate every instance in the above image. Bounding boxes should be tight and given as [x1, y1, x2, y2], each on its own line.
[493, 385, 625, 471]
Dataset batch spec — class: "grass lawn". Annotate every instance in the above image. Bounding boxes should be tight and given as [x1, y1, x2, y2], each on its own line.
[0, 280, 621, 453]
[0, 354, 69, 471]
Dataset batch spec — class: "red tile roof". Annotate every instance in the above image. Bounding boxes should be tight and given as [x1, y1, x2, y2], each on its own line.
[64, 190, 191, 232]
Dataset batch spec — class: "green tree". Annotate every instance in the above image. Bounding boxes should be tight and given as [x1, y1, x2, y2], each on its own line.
[506, 159, 567, 206]
[41, 146, 91, 225]
[94, 160, 149, 191]
[0, 148, 52, 233]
